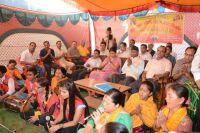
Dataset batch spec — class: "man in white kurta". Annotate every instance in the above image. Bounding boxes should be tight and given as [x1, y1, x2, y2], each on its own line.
[111, 46, 144, 86]
[71, 49, 102, 81]
[55, 41, 75, 74]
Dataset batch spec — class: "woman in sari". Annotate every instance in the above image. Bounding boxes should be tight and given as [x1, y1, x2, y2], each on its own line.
[125, 81, 158, 133]
[79, 88, 132, 133]
[89, 47, 121, 81]
[154, 83, 192, 132]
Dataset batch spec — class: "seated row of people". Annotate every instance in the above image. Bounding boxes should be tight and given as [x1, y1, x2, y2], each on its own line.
[0, 61, 194, 133]
[72, 45, 197, 96]
[19, 40, 90, 82]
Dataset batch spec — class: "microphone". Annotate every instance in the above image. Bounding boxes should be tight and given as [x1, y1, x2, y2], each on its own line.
[80, 107, 104, 123]
[45, 116, 51, 128]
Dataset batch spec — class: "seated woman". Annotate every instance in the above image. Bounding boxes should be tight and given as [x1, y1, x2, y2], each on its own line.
[51, 67, 67, 93]
[154, 83, 192, 132]
[79, 89, 132, 133]
[48, 79, 89, 133]
[125, 81, 158, 133]
[89, 47, 121, 81]
[20, 78, 59, 126]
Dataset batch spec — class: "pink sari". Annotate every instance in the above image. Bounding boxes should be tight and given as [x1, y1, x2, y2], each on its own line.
[89, 57, 121, 81]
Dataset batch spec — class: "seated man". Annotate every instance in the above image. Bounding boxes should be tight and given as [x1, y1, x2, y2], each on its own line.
[71, 49, 102, 81]
[111, 46, 144, 86]
[148, 43, 155, 57]
[172, 46, 197, 84]
[19, 67, 37, 94]
[166, 42, 177, 59]
[20, 42, 45, 77]
[0, 65, 17, 101]
[130, 46, 172, 93]
[6, 59, 24, 87]
[99, 41, 109, 56]
[40, 41, 58, 81]
[165, 45, 176, 68]
[139, 44, 152, 61]
[117, 42, 130, 58]
[67, 41, 84, 65]
[77, 41, 90, 57]
[54, 41, 74, 74]
[14, 67, 38, 100]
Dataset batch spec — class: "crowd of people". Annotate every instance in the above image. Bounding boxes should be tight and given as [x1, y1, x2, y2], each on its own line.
[0, 27, 200, 133]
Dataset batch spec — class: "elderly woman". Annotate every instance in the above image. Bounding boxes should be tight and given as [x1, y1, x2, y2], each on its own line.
[154, 83, 192, 132]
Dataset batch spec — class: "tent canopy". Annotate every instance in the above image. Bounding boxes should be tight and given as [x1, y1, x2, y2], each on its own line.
[1, 0, 199, 15]
[68, 0, 200, 15]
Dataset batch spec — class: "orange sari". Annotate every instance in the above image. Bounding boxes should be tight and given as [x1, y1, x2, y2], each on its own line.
[125, 93, 158, 128]
[157, 107, 188, 133]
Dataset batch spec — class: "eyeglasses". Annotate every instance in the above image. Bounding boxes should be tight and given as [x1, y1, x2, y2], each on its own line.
[184, 53, 194, 57]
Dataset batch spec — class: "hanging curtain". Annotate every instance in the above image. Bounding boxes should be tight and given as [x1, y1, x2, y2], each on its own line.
[37, 14, 54, 27]
[80, 13, 89, 21]
[55, 15, 68, 26]
[90, 15, 99, 21]
[118, 14, 129, 21]
[15, 11, 36, 26]
[69, 14, 80, 25]
[103, 16, 112, 21]
[0, 8, 13, 22]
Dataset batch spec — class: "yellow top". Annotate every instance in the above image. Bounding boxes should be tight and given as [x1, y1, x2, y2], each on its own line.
[157, 107, 187, 133]
[125, 93, 158, 128]
[6, 68, 23, 79]
[77, 45, 89, 57]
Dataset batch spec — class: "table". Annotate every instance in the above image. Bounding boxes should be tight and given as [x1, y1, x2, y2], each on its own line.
[74, 78, 130, 109]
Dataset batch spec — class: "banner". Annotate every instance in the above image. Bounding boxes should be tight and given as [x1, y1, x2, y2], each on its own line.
[128, 13, 184, 44]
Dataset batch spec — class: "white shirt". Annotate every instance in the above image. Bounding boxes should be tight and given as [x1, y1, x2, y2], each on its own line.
[121, 57, 144, 80]
[84, 57, 102, 70]
[117, 49, 130, 58]
[100, 49, 109, 56]
[0, 75, 15, 95]
[20, 49, 38, 63]
[145, 58, 172, 79]
[191, 46, 200, 81]
[139, 52, 152, 61]
[55, 48, 67, 64]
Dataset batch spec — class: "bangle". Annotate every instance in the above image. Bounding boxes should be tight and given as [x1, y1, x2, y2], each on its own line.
[95, 124, 103, 131]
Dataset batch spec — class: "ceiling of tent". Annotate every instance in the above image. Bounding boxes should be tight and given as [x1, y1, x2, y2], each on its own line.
[67, 0, 200, 15]
[0, 0, 81, 14]
[0, 0, 199, 15]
